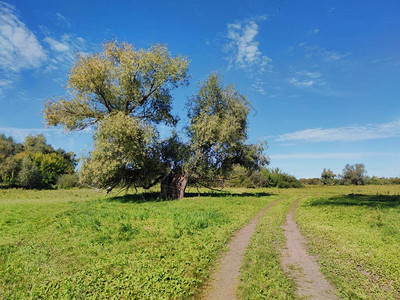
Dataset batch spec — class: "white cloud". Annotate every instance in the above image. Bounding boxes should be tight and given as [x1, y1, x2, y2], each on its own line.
[54, 12, 71, 28]
[226, 18, 271, 70]
[44, 37, 69, 52]
[296, 71, 321, 78]
[271, 152, 396, 160]
[43, 34, 87, 73]
[288, 78, 315, 87]
[308, 28, 319, 35]
[0, 3, 88, 97]
[276, 120, 400, 142]
[304, 45, 350, 62]
[0, 2, 46, 72]
[289, 70, 326, 88]
[225, 17, 271, 94]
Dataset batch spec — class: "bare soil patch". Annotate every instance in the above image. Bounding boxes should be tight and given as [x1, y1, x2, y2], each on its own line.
[282, 200, 336, 299]
[204, 199, 281, 300]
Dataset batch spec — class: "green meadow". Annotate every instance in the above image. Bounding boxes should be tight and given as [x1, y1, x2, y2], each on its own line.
[1, 185, 400, 299]
[0, 188, 272, 299]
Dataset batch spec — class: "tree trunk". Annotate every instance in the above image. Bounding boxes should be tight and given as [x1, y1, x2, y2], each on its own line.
[161, 173, 188, 199]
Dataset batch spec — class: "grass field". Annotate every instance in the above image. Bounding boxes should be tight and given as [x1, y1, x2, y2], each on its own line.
[0, 188, 272, 299]
[295, 185, 400, 299]
[1, 185, 400, 299]
[237, 185, 400, 299]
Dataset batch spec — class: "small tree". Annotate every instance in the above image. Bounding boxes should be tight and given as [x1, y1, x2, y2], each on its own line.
[321, 168, 335, 185]
[341, 163, 366, 185]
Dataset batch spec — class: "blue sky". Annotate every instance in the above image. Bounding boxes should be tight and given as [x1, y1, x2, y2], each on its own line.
[0, 0, 399, 178]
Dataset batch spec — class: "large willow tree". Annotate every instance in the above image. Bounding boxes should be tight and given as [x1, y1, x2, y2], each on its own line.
[44, 41, 267, 199]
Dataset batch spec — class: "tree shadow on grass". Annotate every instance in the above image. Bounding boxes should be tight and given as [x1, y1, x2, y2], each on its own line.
[309, 193, 400, 209]
[108, 191, 274, 204]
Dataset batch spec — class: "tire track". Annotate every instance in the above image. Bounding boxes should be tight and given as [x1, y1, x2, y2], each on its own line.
[204, 198, 282, 300]
[281, 199, 336, 300]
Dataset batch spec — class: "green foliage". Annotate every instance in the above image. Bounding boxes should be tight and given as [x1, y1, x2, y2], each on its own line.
[228, 165, 254, 188]
[44, 41, 189, 131]
[81, 112, 162, 189]
[0, 133, 23, 164]
[299, 178, 323, 185]
[31, 152, 75, 186]
[187, 73, 268, 185]
[0, 154, 23, 186]
[23, 134, 54, 154]
[0, 133, 77, 189]
[228, 166, 303, 188]
[321, 168, 335, 185]
[339, 163, 367, 185]
[44, 42, 267, 197]
[303, 173, 400, 186]
[57, 173, 80, 189]
[17, 156, 43, 189]
[365, 176, 400, 185]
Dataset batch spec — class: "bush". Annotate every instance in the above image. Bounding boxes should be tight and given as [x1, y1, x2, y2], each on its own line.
[57, 173, 79, 189]
[18, 156, 43, 189]
[228, 166, 303, 188]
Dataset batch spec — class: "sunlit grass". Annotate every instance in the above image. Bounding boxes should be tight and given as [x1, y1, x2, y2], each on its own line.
[1, 185, 400, 299]
[238, 197, 296, 300]
[0, 188, 272, 299]
[295, 185, 400, 299]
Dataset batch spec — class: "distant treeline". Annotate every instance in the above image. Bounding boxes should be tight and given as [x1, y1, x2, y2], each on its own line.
[301, 177, 400, 186]
[228, 163, 400, 189]
[227, 165, 303, 188]
[0, 134, 78, 189]
[301, 164, 400, 186]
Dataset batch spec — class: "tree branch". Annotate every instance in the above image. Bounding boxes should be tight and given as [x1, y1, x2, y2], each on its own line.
[193, 179, 225, 192]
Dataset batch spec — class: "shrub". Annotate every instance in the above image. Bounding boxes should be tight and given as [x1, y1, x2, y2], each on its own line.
[228, 165, 303, 188]
[57, 173, 79, 189]
[18, 156, 43, 189]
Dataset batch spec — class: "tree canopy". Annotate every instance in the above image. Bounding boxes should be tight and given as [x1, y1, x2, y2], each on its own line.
[44, 41, 189, 130]
[341, 163, 367, 185]
[0, 134, 76, 189]
[44, 41, 267, 198]
[321, 168, 335, 185]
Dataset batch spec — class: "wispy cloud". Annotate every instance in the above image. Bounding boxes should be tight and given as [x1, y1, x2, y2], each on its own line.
[0, 3, 88, 96]
[44, 37, 70, 52]
[225, 17, 271, 94]
[288, 70, 325, 88]
[271, 152, 397, 160]
[308, 28, 319, 35]
[0, 1, 46, 95]
[42, 33, 87, 74]
[54, 12, 71, 28]
[0, 2, 47, 73]
[296, 71, 321, 78]
[288, 78, 315, 87]
[276, 120, 400, 142]
[299, 43, 350, 62]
